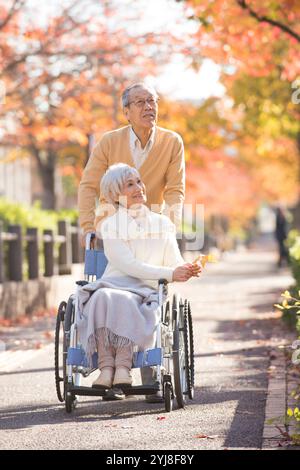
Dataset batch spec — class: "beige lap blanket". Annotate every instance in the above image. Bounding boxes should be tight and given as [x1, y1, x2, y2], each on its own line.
[76, 276, 161, 367]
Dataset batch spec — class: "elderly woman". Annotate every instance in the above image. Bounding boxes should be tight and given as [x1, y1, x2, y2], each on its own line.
[77, 163, 201, 389]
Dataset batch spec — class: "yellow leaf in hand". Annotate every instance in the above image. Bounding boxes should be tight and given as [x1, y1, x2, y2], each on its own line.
[192, 253, 218, 268]
[281, 290, 291, 299]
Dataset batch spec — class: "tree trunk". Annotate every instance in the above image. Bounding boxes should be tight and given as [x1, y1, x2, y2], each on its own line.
[30, 146, 57, 210]
[39, 161, 56, 210]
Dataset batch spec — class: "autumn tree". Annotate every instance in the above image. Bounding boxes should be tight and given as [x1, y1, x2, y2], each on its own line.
[178, 0, 300, 79]
[0, 0, 180, 208]
[157, 96, 260, 236]
[175, 0, 300, 229]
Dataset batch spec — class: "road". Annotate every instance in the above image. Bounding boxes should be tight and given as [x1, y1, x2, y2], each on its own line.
[0, 249, 293, 450]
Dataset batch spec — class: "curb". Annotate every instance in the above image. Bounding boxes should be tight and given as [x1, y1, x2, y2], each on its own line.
[262, 346, 287, 449]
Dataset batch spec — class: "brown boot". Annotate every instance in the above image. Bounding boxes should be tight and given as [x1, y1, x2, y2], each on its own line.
[113, 367, 132, 388]
[92, 367, 114, 389]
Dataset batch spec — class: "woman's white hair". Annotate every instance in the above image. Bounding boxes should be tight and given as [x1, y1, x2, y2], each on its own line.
[100, 163, 140, 207]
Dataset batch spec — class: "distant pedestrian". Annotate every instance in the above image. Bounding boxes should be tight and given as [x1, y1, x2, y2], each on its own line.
[275, 206, 289, 268]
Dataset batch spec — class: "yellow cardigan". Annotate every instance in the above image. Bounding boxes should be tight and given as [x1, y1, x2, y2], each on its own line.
[78, 125, 185, 234]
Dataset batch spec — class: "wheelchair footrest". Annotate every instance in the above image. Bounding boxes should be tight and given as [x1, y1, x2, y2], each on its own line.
[68, 383, 160, 397]
[69, 385, 107, 397]
[124, 383, 160, 396]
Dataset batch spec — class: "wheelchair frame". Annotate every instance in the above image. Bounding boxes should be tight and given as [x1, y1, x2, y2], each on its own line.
[55, 233, 195, 413]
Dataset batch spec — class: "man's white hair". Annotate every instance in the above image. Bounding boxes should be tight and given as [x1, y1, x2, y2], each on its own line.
[122, 82, 158, 108]
[100, 163, 140, 207]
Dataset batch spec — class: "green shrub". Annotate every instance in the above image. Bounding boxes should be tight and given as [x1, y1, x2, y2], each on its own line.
[0, 198, 78, 232]
[278, 230, 300, 332]
[287, 230, 300, 286]
[0, 198, 79, 280]
[278, 287, 300, 333]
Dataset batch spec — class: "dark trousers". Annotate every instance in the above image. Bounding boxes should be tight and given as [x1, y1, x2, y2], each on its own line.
[277, 239, 288, 267]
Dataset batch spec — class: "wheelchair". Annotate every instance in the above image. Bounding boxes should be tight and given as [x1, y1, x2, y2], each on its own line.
[54, 233, 195, 413]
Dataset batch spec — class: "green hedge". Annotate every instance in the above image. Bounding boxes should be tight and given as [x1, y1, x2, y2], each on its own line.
[0, 198, 79, 280]
[279, 230, 300, 332]
[287, 230, 300, 288]
[0, 198, 78, 232]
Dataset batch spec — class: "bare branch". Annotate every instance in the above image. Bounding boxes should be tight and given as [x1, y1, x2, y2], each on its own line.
[237, 0, 300, 43]
[0, 0, 25, 31]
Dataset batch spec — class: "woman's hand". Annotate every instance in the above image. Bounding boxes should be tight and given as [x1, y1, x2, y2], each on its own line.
[172, 261, 203, 282]
[172, 263, 194, 282]
[191, 260, 202, 277]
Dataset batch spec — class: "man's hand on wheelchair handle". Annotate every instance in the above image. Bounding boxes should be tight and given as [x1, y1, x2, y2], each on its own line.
[80, 232, 96, 249]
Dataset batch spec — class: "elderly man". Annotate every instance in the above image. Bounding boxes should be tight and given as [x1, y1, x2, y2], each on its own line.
[78, 82, 185, 402]
[78, 82, 185, 236]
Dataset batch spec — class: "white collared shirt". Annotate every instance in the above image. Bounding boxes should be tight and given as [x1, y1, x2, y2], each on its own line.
[129, 126, 156, 169]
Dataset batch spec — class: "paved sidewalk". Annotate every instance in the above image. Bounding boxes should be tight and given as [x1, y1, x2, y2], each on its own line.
[0, 248, 297, 450]
[185, 249, 297, 450]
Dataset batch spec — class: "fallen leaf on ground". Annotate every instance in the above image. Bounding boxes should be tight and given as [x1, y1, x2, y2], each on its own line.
[0, 320, 10, 327]
[43, 331, 53, 339]
[278, 440, 292, 447]
[157, 416, 166, 421]
[275, 425, 290, 439]
[15, 316, 30, 326]
[194, 434, 219, 439]
[207, 338, 217, 344]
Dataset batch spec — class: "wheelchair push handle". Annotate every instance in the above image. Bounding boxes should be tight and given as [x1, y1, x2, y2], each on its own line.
[85, 232, 96, 251]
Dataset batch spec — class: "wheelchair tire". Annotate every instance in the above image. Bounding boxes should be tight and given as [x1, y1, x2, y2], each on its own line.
[63, 296, 75, 398]
[55, 296, 75, 406]
[172, 297, 187, 409]
[184, 300, 195, 400]
[164, 382, 173, 412]
[65, 392, 77, 413]
[172, 294, 178, 324]
[54, 301, 67, 403]
[163, 299, 170, 325]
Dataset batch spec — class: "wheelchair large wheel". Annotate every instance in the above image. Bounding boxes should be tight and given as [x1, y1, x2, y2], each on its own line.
[184, 300, 195, 400]
[172, 295, 187, 409]
[54, 296, 77, 412]
[63, 296, 77, 413]
[54, 301, 67, 402]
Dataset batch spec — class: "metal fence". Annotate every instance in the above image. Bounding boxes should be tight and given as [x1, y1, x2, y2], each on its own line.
[0, 220, 84, 283]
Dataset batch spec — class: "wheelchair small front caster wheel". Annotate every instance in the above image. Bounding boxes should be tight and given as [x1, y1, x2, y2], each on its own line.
[164, 382, 173, 412]
[65, 393, 76, 413]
